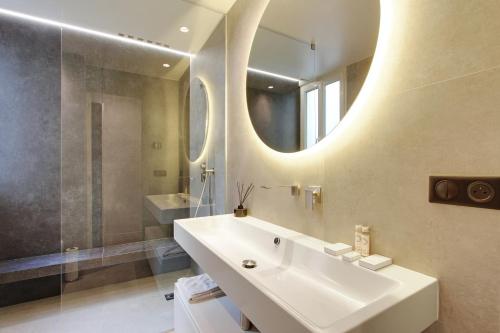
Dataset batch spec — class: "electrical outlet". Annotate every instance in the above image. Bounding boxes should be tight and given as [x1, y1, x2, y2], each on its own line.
[429, 176, 500, 210]
[467, 181, 495, 203]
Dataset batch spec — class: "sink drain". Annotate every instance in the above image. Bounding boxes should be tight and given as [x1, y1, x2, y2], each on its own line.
[242, 259, 257, 269]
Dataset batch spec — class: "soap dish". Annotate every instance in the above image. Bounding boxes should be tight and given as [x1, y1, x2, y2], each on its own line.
[359, 255, 392, 271]
[324, 243, 352, 256]
[342, 251, 361, 262]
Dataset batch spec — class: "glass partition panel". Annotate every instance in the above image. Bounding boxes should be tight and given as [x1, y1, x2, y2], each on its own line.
[0, 2, 226, 332]
[59, 25, 193, 332]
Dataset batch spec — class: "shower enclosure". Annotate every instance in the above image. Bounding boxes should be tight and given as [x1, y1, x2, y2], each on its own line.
[0, 2, 226, 332]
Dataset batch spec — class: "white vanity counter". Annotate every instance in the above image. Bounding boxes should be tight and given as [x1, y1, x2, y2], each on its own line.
[174, 214, 438, 333]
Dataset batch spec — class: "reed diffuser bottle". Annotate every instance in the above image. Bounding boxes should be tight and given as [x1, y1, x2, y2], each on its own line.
[234, 182, 254, 217]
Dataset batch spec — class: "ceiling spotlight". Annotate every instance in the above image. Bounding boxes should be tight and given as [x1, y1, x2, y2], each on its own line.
[268, 85, 274, 89]
[162, 63, 171, 68]
[179, 26, 190, 33]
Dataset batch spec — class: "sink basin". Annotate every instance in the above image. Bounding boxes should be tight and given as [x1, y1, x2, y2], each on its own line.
[174, 214, 438, 333]
[145, 193, 206, 224]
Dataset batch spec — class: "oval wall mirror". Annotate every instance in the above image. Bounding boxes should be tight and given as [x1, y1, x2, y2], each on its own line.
[246, 0, 380, 153]
[185, 77, 209, 161]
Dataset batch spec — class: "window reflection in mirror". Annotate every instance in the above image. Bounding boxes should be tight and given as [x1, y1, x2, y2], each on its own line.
[246, 0, 380, 153]
[305, 88, 319, 149]
[325, 81, 341, 134]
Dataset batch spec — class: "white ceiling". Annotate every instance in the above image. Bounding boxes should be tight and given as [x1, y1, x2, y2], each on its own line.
[183, 0, 236, 14]
[0, 0, 236, 54]
[61, 29, 189, 81]
[249, 27, 316, 81]
[253, 0, 380, 80]
[0, 0, 378, 81]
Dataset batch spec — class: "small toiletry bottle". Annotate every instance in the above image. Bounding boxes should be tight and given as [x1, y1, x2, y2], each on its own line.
[360, 226, 370, 257]
[354, 225, 363, 253]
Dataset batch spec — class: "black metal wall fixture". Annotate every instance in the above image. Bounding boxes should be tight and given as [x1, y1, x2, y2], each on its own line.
[429, 176, 500, 210]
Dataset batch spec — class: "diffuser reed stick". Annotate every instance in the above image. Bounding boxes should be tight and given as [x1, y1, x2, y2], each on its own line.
[235, 182, 254, 217]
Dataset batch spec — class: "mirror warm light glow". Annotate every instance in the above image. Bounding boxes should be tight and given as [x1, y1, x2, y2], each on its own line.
[185, 77, 209, 162]
[246, 0, 380, 153]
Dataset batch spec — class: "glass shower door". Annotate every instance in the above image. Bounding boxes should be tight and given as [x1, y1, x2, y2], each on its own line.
[59, 25, 194, 332]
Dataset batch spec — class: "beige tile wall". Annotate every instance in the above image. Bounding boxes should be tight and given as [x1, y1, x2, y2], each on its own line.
[226, 1, 500, 332]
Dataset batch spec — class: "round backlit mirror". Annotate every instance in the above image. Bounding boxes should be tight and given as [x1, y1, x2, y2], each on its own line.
[185, 77, 209, 161]
[246, 0, 380, 152]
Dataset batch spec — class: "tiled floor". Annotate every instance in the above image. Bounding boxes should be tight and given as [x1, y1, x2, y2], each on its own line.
[0, 269, 192, 333]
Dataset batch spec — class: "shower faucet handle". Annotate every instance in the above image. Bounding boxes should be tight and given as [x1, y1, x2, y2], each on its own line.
[200, 162, 215, 182]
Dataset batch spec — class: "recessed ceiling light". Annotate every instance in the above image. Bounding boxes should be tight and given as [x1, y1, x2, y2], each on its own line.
[162, 63, 171, 68]
[179, 26, 190, 33]
[268, 85, 274, 89]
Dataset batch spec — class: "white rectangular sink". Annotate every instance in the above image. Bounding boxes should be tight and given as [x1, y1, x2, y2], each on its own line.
[174, 214, 438, 333]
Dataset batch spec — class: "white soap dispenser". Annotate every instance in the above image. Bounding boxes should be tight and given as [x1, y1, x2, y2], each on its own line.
[354, 225, 363, 253]
[360, 225, 370, 257]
